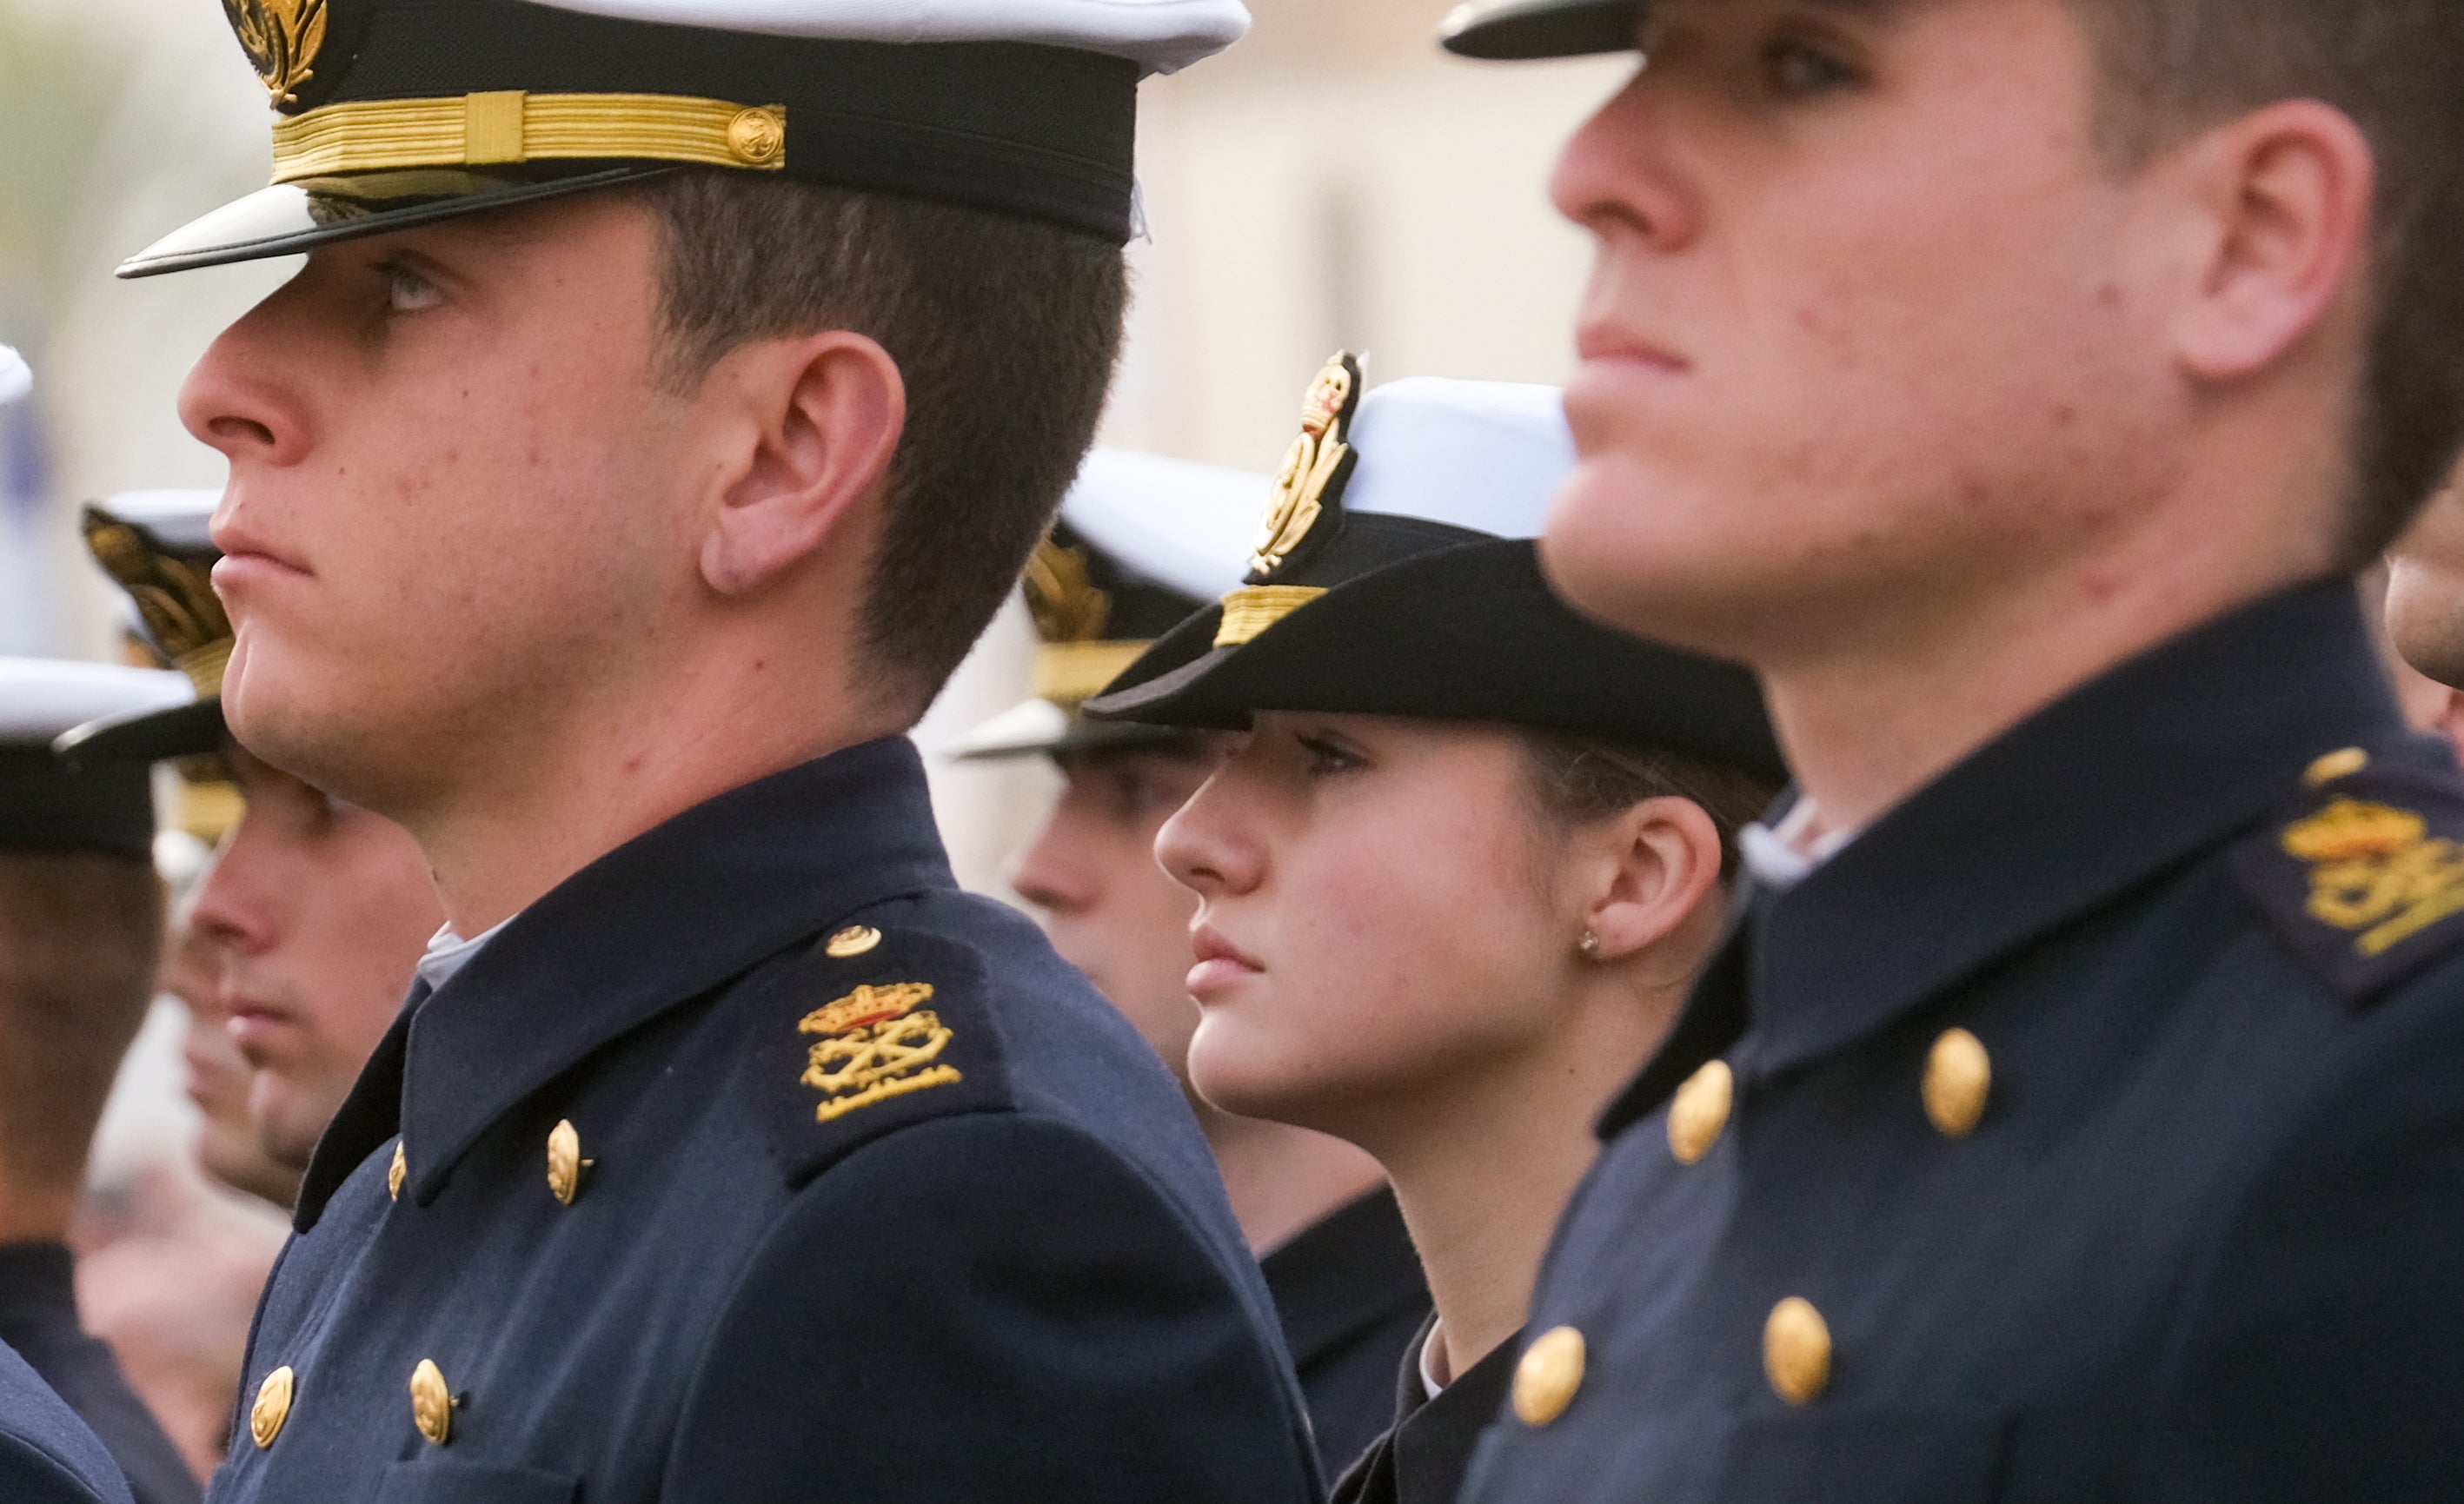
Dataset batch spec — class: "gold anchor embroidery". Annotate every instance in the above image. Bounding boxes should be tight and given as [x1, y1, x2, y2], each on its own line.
[221, 0, 329, 104]
[2281, 798, 2464, 957]
[798, 983, 961, 1123]
[1249, 354, 1360, 578]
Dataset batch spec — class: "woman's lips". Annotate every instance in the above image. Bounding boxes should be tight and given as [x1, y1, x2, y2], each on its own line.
[1186, 925, 1262, 997]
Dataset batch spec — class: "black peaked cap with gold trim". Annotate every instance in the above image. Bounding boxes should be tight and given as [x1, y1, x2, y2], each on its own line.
[2, 659, 188, 860]
[54, 494, 232, 768]
[122, 0, 1251, 276]
[948, 448, 1262, 761]
[1084, 354, 1785, 785]
[1438, 0, 1638, 60]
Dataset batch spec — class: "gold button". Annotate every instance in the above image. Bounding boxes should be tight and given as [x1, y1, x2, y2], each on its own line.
[388, 1143, 406, 1201]
[2305, 747, 2370, 788]
[1922, 1028, 1992, 1138]
[727, 106, 786, 167]
[1667, 1059, 1734, 1165]
[546, 1118, 592, 1206]
[249, 1366, 294, 1448]
[825, 925, 882, 959]
[1763, 1297, 1831, 1406]
[409, 1360, 455, 1446]
[1511, 1326, 1586, 1428]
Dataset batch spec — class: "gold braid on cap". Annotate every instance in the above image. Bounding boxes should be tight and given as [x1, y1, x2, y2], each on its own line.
[1024, 537, 1152, 706]
[82, 509, 233, 699]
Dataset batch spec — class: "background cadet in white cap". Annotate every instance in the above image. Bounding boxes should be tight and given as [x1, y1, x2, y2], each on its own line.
[133, 1, 1326, 1501]
[0, 658, 198, 1504]
[953, 450, 1432, 1477]
[1088, 362, 1784, 1504]
[60, 494, 443, 1210]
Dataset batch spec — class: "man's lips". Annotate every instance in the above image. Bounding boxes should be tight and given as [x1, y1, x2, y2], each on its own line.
[209, 516, 311, 584]
[224, 999, 298, 1058]
[1574, 323, 1690, 374]
[1186, 924, 1263, 997]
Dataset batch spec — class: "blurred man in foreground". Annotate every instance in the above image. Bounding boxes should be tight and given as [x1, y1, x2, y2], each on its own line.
[955, 450, 1430, 1474]
[1440, 0, 2464, 1497]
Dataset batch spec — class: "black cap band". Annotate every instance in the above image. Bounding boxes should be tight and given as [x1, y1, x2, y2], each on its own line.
[0, 749, 155, 860]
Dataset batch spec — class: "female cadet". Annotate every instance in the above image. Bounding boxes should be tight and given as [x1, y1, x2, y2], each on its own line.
[1086, 357, 1787, 1503]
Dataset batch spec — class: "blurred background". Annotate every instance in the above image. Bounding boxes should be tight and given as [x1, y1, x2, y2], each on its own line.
[3, 0, 1629, 1328]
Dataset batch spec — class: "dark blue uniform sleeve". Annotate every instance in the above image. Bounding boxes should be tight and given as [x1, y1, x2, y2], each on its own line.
[0, 1342, 137, 1504]
[666, 1112, 1317, 1504]
[2149, 1009, 2464, 1501]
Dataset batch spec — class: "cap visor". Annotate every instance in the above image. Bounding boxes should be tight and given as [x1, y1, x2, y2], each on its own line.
[1441, 0, 1640, 59]
[54, 699, 228, 768]
[943, 697, 1193, 761]
[118, 165, 675, 278]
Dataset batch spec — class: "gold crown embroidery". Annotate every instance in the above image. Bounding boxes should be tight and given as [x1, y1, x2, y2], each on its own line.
[222, 0, 329, 104]
[797, 983, 960, 1123]
[1024, 539, 1111, 645]
[2281, 798, 2464, 957]
[1250, 353, 1363, 579]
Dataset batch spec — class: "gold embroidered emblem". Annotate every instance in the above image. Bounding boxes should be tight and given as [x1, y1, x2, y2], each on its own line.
[798, 983, 960, 1123]
[2281, 798, 2464, 957]
[220, 0, 329, 104]
[82, 510, 233, 697]
[1024, 539, 1111, 645]
[1249, 353, 1363, 578]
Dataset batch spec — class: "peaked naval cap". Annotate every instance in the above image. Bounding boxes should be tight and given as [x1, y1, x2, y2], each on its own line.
[1, 659, 188, 859]
[1438, 0, 1639, 60]
[53, 494, 231, 768]
[1082, 354, 1785, 785]
[947, 448, 1264, 761]
[120, 0, 1252, 276]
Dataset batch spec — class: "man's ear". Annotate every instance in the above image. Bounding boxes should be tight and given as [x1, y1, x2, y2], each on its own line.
[1583, 795, 1724, 977]
[698, 331, 906, 598]
[2166, 99, 2375, 386]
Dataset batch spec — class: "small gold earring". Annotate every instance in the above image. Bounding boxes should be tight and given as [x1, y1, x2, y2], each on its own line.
[1578, 931, 1602, 959]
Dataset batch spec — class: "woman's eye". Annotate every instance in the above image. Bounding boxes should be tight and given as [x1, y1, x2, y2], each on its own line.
[1763, 36, 1859, 96]
[385, 264, 444, 313]
[1295, 735, 1363, 777]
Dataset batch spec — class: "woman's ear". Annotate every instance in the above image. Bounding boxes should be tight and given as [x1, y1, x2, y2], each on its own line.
[699, 330, 906, 598]
[1582, 796, 1725, 971]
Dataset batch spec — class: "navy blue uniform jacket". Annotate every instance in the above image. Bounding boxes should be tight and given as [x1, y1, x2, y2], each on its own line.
[0, 1335, 136, 1504]
[1463, 582, 2464, 1502]
[0, 1244, 196, 1504]
[206, 738, 1320, 1504]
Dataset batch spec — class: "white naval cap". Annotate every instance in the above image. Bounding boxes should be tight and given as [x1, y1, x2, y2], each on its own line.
[1337, 377, 1575, 539]
[0, 660, 191, 746]
[1061, 448, 1267, 601]
[528, 0, 1252, 75]
[92, 490, 220, 553]
[0, 347, 29, 407]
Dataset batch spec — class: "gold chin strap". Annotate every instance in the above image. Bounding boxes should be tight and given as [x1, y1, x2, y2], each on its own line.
[1213, 586, 1326, 648]
[1033, 640, 1152, 704]
[269, 92, 787, 183]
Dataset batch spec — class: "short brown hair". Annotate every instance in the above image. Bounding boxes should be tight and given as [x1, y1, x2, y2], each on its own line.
[2064, 0, 2464, 561]
[0, 854, 164, 1196]
[1518, 731, 1781, 883]
[638, 173, 1129, 712]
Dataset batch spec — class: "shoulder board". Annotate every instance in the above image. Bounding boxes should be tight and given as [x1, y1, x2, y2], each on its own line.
[752, 920, 1015, 1189]
[2229, 745, 2464, 1007]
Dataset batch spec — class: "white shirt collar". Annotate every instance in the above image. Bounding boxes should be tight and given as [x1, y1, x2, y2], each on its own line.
[415, 918, 512, 995]
[1418, 1320, 1450, 1401]
[1738, 798, 1859, 892]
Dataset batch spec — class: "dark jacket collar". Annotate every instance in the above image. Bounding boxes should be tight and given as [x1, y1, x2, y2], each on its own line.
[0, 1244, 76, 1328]
[296, 737, 954, 1229]
[1604, 578, 2402, 1135]
[1259, 1187, 1428, 1367]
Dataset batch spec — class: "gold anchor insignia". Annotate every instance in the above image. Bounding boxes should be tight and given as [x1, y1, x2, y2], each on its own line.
[220, 0, 329, 104]
[797, 983, 961, 1124]
[1249, 353, 1364, 579]
[2281, 798, 2464, 957]
[1023, 538, 1111, 645]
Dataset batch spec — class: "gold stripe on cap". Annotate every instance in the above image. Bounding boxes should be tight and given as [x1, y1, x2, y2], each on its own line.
[1033, 640, 1152, 705]
[1213, 586, 1326, 647]
[177, 638, 232, 699]
[269, 93, 787, 182]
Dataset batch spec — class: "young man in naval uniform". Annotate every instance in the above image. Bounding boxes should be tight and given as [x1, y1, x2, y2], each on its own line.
[130, 3, 1323, 1501]
[951, 451, 1431, 1477]
[1438, 0, 2464, 1500]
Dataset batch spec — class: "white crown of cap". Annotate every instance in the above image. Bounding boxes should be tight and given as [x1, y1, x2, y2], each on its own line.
[1063, 448, 1270, 600]
[0, 659, 191, 744]
[0, 347, 29, 408]
[1341, 377, 1573, 539]
[518, 0, 1252, 75]
[98, 489, 221, 552]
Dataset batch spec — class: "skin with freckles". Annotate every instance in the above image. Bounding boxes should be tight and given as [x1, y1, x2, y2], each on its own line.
[1157, 712, 1728, 1376]
[1008, 741, 1385, 1254]
[186, 747, 442, 1170]
[180, 191, 908, 935]
[1544, 0, 2373, 832]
